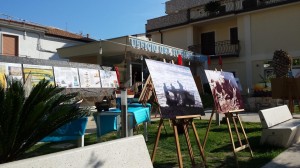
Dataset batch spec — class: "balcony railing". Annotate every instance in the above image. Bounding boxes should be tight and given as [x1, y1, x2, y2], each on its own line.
[147, 0, 298, 32]
[188, 40, 240, 57]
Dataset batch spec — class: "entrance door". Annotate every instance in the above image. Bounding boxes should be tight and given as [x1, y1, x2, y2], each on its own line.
[131, 62, 143, 96]
[131, 62, 143, 85]
[201, 32, 215, 55]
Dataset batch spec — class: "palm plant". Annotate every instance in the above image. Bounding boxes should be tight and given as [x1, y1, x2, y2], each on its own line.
[204, 1, 221, 14]
[0, 79, 88, 163]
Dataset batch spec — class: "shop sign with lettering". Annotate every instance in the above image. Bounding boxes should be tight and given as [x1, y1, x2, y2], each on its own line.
[129, 37, 193, 59]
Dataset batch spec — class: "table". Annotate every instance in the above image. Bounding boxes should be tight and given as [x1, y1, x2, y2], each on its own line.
[93, 106, 150, 141]
[41, 117, 88, 147]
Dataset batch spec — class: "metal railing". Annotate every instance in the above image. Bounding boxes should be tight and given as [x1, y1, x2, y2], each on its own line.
[188, 40, 239, 57]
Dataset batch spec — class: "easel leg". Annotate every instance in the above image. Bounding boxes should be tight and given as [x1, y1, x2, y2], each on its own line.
[231, 113, 242, 147]
[203, 108, 215, 149]
[289, 99, 294, 113]
[157, 107, 168, 134]
[151, 118, 164, 163]
[225, 113, 239, 167]
[182, 120, 195, 165]
[191, 120, 207, 167]
[172, 120, 183, 168]
[236, 114, 254, 157]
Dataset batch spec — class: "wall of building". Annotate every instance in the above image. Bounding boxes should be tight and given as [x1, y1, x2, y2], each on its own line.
[196, 19, 237, 42]
[150, 32, 161, 43]
[0, 27, 85, 60]
[160, 26, 194, 50]
[147, 1, 300, 96]
[250, 4, 300, 60]
[235, 4, 300, 88]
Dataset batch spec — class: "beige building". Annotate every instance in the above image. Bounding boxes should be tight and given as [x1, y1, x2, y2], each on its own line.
[146, 0, 300, 94]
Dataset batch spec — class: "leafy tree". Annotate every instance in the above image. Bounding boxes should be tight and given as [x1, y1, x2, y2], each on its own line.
[0, 79, 88, 163]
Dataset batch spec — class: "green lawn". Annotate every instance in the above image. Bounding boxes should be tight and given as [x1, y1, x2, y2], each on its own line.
[22, 119, 285, 168]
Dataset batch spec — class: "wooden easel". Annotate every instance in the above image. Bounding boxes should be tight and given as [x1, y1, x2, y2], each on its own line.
[140, 76, 206, 167]
[202, 108, 253, 167]
[151, 116, 207, 168]
[138, 76, 168, 133]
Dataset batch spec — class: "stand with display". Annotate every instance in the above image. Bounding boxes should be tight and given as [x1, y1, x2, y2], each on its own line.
[203, 69, 253, 167]
[139, 77, 206, 168]
[203, 108, 253, 167]
[152, 115, 207, 168]
[139, 76, 168, 134]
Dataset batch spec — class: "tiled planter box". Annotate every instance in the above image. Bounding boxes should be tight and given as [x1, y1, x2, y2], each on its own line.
[246, 97, 283, 112]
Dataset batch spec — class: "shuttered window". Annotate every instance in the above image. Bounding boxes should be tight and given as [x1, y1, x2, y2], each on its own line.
[2, 34, 19, 56]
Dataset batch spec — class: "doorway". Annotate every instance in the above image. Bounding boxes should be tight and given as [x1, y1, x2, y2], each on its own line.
[131, 63, 143, 85]
[201, 31, 215, 55]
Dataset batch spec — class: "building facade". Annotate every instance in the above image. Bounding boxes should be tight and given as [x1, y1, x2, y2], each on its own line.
[0, 17, 94, 60]
[57, 36, 204, 87]
[146, 0, 300, 94]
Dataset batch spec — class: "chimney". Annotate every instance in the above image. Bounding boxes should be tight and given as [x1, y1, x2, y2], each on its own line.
[86, 34, 89, 38]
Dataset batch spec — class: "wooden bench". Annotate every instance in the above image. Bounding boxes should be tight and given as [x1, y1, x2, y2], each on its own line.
[259, 105, 300, 147]
[0, 135, 153, 168]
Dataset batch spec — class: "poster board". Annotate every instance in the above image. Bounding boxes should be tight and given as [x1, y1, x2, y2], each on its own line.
[23, 64, 54, 86]
[145, 59, 204, 119]
[205, 70, 244, 113]
[78, 68, 101, 88]
[53, 66, 80, 88]
[99, 70, 119, 88]
[0, 62, 23, 88]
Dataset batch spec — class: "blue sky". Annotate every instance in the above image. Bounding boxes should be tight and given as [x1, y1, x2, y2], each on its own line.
[0, 0, 166, 40]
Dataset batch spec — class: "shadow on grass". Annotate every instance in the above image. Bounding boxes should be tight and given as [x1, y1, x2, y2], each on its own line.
[21, 141, 77, 160]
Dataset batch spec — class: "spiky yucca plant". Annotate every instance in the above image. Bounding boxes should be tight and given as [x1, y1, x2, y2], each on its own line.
[273, 49, 291, 78]
[0, 79, 88, 163]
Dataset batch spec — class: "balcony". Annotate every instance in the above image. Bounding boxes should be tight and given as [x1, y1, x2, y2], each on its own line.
[188, 40, 240, 57]
[147, 0, 298, 32]
[146, 10, 188, 31]
[165, 0, 211, 14]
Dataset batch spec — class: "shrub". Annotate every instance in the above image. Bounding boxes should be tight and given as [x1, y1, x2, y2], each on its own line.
[0, 79, 88, 163]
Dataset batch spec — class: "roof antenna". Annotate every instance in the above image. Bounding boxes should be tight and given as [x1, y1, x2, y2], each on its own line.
[65, 22, 68, 31]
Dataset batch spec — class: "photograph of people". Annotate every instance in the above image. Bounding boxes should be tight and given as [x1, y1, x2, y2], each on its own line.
[145, 59, 204, 119]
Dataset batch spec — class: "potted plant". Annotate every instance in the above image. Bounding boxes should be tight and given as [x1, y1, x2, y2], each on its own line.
[242, 0, 258, 9]
[204, 1, 221, 15]
[0, 79, 88, 163]
[253, 74, 272, 97]
[259, 0, 270, 6]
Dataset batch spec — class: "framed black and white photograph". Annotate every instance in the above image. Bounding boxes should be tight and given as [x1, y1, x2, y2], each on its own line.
[145, 59, 204, 119]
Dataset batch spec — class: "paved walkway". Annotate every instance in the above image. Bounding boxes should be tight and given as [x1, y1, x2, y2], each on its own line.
[85, 111, 300, 168]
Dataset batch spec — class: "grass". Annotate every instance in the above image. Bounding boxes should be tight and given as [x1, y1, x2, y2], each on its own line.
[146, 119, 285, 168]
[20, 119, 285, 168]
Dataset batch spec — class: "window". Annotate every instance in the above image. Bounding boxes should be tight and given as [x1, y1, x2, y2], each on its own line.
[230, 27, 238, 44]
[2, 34, 19, 56]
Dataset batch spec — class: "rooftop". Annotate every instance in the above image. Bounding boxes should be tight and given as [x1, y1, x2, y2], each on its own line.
[0, 15, 95, 42]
